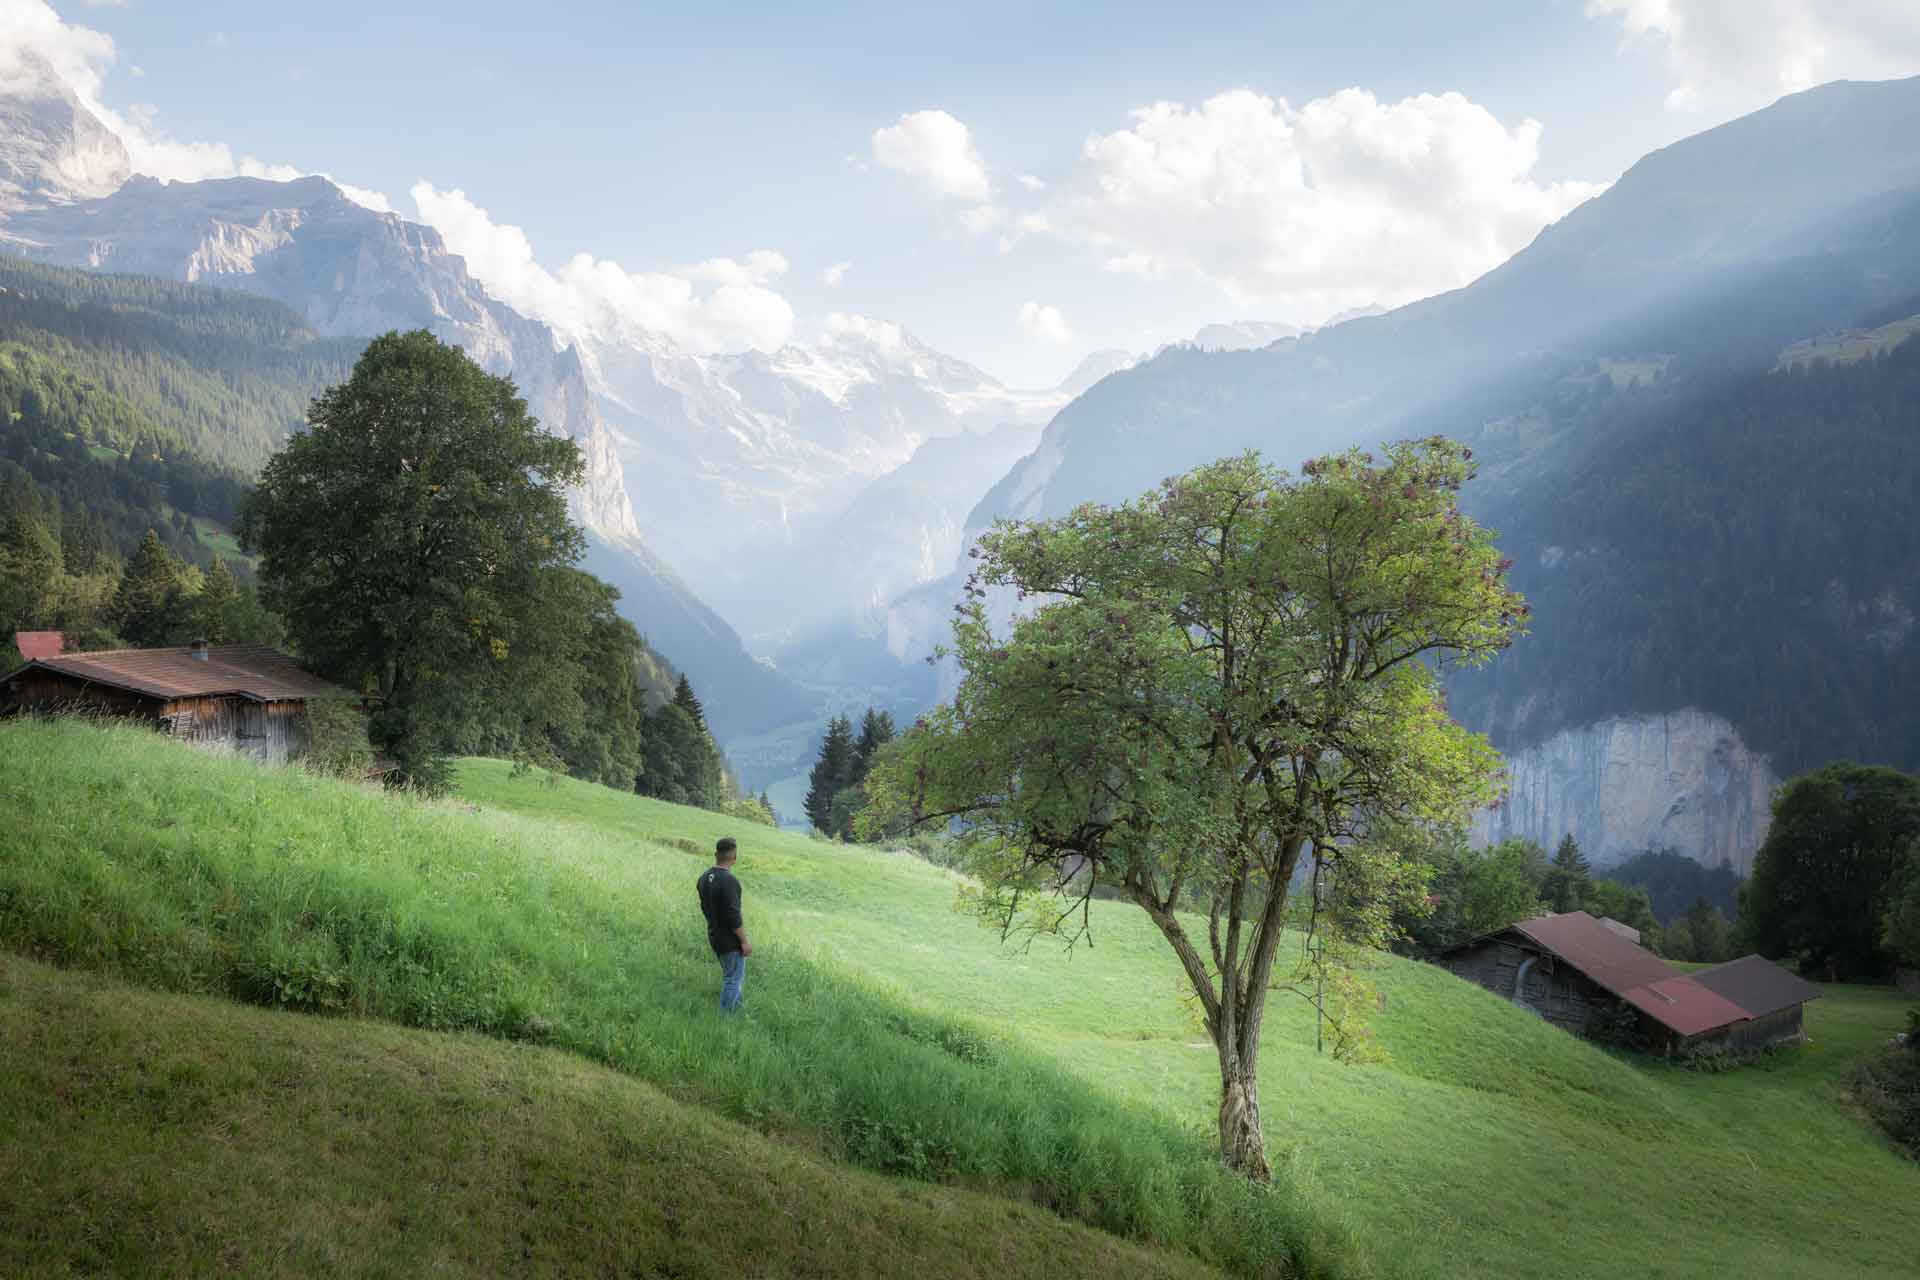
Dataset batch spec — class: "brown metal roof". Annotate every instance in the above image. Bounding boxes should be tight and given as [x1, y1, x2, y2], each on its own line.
[1509, 911, 1682, 999]
[9, 645, 347, 703]
[14, 631, 64, 660]
[1690, 954, 1824, 1019]
[1621, 976, 1754, 1037]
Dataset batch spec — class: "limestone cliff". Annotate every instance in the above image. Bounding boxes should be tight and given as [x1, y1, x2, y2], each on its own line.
[1472, 709, 1778, 875]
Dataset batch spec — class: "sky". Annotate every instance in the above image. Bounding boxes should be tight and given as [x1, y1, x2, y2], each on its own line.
[7, 1, 1920, 385]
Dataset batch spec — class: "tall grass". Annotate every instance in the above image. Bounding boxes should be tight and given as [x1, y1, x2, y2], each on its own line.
[0, 720, 1352, 1279]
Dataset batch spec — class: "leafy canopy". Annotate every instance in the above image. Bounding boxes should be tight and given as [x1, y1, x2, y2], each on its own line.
[867, 438, 1524, 1175]
[239, 329, 584, 788]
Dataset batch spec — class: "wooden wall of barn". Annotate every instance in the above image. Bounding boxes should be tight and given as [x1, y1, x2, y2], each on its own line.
[1444, 938, 1616, 1035]
[3, 672, 160, 720]
[1684, 1005, 1806, 1054]
[159, 697, 306, 764]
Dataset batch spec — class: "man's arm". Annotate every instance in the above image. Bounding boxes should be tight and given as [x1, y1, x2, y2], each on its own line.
[726, 878, 751, 956]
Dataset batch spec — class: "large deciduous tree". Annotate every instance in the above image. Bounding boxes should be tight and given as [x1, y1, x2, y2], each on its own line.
[1747, 762, 1920, 981]
[239, 330, 584, 789]
[865, 440, 1524, 1178]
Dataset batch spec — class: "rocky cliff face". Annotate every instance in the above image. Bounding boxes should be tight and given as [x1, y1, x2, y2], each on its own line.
[1472, 709, 1778, 874]
[0, 54, 128, 211]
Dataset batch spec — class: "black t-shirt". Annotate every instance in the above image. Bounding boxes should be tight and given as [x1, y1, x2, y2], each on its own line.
[697, 865, 743, 955]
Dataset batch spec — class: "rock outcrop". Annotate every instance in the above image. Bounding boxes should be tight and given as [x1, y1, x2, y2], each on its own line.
[1472, 709, 1778, 874]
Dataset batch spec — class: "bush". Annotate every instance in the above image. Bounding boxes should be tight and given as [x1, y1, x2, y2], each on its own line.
[296, 694, 374, 779]
[1850, 1046, 1920, 1157]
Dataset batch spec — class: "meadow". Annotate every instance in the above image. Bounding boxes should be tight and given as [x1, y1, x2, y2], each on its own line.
[1, 718, 1915, 1278]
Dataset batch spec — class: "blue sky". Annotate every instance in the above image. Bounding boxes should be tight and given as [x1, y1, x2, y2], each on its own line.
[16, 1, 1920, 383]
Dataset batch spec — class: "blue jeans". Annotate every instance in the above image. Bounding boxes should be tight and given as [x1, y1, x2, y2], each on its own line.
[717, 949, 746, 1012]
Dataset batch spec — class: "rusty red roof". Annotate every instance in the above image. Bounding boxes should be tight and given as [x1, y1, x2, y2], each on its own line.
[1691, 954, 1824, 1019]
[13, 631, 64, 660]
[1510, 911, 1682, 999]
[1621, 975, 1754, 1038]
[6, 644, 347, 703]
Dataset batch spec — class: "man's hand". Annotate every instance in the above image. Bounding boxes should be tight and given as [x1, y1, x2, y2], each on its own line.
[740, 940, 753, 957]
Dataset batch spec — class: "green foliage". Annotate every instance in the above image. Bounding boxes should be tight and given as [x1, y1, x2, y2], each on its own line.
[867, 440, 1523, 1176]
[1849, 1046, 1920, 1158]
[804, 714, 855, 834]
[1884, 850, 1920, 970]
[0, 499, 59, 636]
[296, 694, 376, 780]
[1398, 832, 1547, 955]
[240, 330, 586, 791]
[1543, 834, 1593, 914]
[1747, 761, 1920, 980]
[1448, 337, 1920, 783]
[1586, 879, 1663, 952]
[1608, 849, 1745, 924]
[109, 528, 205, 647]
[636, 700, 729, 811]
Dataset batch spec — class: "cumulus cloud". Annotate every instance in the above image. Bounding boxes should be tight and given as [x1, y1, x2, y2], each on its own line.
[1016, 174, 1046, 191]
[820, 260, 852, 287]
[871, 108, 991, 202]
[1037, 87, 1602, 321]
[1588, 1, 1920, 113]
[0, 0, 392, 208]
[1016, 300, 1072, 345]
[410, 183, 795, 354]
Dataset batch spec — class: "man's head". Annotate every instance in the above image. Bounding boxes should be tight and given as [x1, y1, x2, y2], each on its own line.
[715, 836, 737, 865]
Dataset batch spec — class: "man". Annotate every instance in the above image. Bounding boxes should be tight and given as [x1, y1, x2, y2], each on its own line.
[697, 837, 751, 1012]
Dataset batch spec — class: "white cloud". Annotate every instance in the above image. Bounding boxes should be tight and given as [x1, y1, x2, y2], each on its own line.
[1040, 87, 1603, 321]
[955, 203, 1003, 235]
[1016, 173, 1046, 191]
[1589, 1, 1920, 114]
[410, 182, 795, 354]
[820, 260, 852, 287]
[871, 108, 991, 202]
[0, 0, 390, 207]
[1016, 300, 1072, 345]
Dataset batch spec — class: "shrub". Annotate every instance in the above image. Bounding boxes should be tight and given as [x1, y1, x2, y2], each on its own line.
[297, 694, 374, 779]
[1850, 1047, 1920, 1157]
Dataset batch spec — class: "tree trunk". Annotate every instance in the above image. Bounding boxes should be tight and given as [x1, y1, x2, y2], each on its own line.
[1217, 1055, 1271, 1180]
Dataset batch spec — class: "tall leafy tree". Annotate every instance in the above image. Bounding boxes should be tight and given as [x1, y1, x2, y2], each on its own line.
[1884, 847, 1920, 971]
[804, 715, 855, 833]
[866, 441, 1524, 1177]
[239, 330, 585, 790]
[1747, 762, 1920, 980]
[1683, 896, 1732, 963]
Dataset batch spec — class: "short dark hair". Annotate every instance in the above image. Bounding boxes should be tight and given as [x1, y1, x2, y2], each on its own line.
[716, 837, 737, 860]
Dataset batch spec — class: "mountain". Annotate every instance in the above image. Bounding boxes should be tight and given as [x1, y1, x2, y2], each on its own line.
[1188, 321, 1302, 352]
[0, 69, 804, 738]
[886, 75, 1920, 870]
[579, 314, 1064, 631]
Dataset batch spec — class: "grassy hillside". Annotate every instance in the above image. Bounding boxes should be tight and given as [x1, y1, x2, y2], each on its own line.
[1, 719, 1914, 1278]
[0, 954, 1212, 1279]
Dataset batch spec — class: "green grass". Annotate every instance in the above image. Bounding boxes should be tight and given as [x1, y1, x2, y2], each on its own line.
[189, 515, 248, 560]
[0, 720, 1341, 1279]
[2, 719, 1915, 1279]
[0, 953, 1214, 1280]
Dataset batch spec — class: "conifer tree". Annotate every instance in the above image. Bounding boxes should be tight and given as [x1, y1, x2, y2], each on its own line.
[1545, 833, 1593, 914]
[196, 557, 239, 643]
[112, 529, 189, 647]
[850, 707, 897, 787]
[672, 674, 708, 732]
[804, 715, 855, 833]
[0, 505, 59, 636]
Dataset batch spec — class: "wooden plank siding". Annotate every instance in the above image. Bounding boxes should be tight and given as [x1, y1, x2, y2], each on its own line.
[1444, 939, 1618, 1036]
[5, 673, 310, 765]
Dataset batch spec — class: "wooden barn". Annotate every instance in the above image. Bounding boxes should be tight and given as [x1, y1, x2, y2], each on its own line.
[1442, 910, 1821, 1056]
[1, 642, 349, 764]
